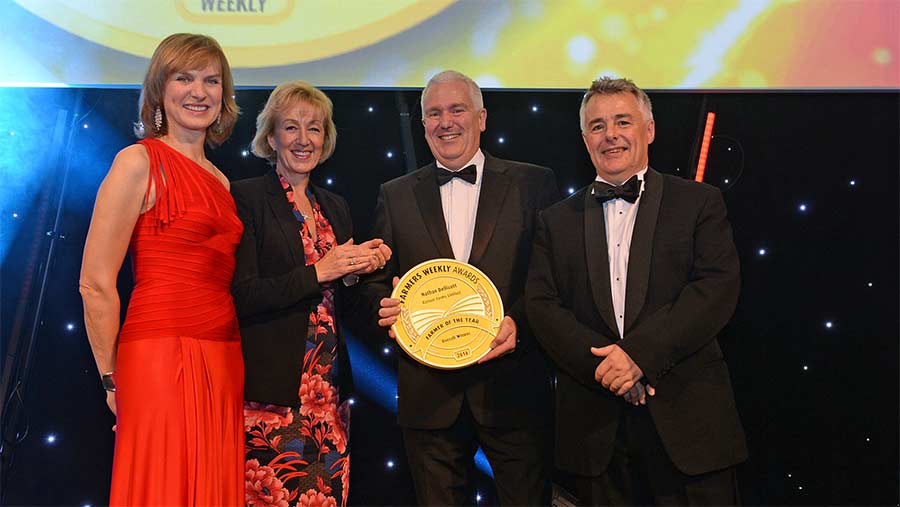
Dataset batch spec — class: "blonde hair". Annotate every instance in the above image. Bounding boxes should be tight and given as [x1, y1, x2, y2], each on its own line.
[251, 81, 337, 164]
[579, 77, 653, 132]
[136, 33, 239, 147]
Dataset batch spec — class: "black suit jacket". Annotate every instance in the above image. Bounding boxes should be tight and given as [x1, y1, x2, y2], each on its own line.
[231, 171, 354, 406]
[525, 168, 747, 476]
[354, 153, 559, 429]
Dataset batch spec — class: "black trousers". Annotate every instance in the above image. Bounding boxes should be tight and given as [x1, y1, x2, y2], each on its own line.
[573, 405, 740, 506]
[402, 401, 551, 506]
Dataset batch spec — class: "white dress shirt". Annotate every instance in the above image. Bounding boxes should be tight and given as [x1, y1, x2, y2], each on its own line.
[593, 168, 648, 339]
[438, 150, 485, 262]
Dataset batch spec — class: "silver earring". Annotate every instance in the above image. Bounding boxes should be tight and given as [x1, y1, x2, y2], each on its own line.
[211, 112, 223, 135]
[153, 107, 163, 132]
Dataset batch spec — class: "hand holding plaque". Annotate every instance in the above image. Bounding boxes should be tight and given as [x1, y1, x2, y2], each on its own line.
[390, 259, 504, 369]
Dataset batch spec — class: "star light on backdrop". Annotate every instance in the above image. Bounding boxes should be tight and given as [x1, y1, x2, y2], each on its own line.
[2, 84, 896, 507]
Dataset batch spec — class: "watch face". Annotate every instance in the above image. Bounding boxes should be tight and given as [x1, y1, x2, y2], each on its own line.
[101, 374, 116, 392]
[342, 274, 360, 287]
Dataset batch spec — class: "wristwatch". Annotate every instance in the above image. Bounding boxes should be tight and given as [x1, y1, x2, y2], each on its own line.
[101, 371, 116, 392]
[342, 274, 360, 287]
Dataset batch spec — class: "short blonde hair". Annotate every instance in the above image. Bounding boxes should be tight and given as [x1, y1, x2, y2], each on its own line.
[251, 81, 337, 164]
[136, 33, 239, 147]
[579, 77, 653, 132]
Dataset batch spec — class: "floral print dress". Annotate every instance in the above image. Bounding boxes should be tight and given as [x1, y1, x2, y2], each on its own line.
[244, 179, 350, 507]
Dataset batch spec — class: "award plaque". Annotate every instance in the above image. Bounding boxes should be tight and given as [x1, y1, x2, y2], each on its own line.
[390, 259, 503, 369]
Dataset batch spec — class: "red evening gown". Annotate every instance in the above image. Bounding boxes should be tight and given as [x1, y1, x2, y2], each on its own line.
[110, 138, 244, 505]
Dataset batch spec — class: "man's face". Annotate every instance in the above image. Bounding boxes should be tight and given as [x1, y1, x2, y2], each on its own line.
[421, 80, 486, 170]
[581, 92, 655, 184]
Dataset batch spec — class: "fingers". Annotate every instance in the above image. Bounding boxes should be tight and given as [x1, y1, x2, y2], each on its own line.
[626, 383, 646, 405]
[357, 238, 381, 246]
[378, 298, 401, 328]
[590, 344, 614, 357]
[614, 378, 635, 396]
[477, 317, 516, 364]
[595, 358, 612, 383]
[391, 276, 400, 288]
[354, 239, 392, 270]
[478, 333, 514, 363]
[378, 243, 393, 261]
[647, 385, 656, 397]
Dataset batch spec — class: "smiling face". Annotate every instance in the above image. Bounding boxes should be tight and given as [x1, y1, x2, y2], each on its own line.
[268, 100, 326, 178]
[161, 63, 223, 137]
[421, 80, 486, 170]
[581, 92, 655, 184]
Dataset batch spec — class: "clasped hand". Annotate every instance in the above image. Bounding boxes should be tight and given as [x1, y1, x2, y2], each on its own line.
[315, 238, 392, 283]
[377, 277, 516, 363]
[591, 344, 656, 405]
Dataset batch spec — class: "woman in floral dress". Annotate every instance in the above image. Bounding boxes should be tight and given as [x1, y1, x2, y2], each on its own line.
[231, 81, 392, 507]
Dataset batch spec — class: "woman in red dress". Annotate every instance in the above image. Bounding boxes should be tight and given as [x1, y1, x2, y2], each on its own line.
[231, 81, 391, 507]
[79, 33, 244, 505]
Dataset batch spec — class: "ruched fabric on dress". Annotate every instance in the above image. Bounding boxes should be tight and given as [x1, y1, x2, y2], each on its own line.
[110, 138, 244, 506]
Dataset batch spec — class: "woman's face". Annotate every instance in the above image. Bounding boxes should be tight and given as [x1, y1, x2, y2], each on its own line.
[161, 62, 223, 136]
[268, 100, 326, 177]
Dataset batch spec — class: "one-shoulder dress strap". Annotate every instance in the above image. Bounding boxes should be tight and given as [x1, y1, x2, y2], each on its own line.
[138, 138, 182, 226]
[137, 137, 224, 227]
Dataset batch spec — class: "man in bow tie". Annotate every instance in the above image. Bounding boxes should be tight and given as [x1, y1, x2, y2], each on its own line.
[353, 70, 559, 505]
[525, 77, 747, 505]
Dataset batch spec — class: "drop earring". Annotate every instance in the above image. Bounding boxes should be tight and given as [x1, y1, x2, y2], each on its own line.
[154, 107, 163, 132]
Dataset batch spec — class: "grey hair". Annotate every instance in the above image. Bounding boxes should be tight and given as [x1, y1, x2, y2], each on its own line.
[579, 76, 653, 131]
[420, 70, 484, 117]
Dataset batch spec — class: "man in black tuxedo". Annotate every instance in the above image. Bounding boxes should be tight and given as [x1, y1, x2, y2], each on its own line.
[525, 77, 747, 505]
[355, 70, 558, 505]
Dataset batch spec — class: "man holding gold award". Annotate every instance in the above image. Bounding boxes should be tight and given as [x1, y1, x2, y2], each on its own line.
[353, 70, 559, 505]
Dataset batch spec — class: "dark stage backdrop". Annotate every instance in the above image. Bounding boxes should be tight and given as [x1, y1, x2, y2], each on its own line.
[1, 87, 897, 506]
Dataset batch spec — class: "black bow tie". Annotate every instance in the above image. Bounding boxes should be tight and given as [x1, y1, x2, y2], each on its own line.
[592, 175, 642, 204]
[436, 165, 477, 185]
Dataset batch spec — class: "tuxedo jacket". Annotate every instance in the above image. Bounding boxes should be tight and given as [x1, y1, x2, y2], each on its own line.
[354, 153, 559, 429]
[525, 168, 747, 476]
[231, 171, 354, 406]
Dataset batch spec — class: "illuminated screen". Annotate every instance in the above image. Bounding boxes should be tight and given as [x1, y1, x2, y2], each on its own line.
[2, 0, 898, 89]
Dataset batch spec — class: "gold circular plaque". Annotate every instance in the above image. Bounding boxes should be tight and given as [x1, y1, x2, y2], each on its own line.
[391, 259, 503, 369]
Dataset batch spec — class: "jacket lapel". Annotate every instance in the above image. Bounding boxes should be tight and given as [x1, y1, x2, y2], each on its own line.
[468, 154, 509, 266]
[264, 171, 306, 267]
[311, 185, 350, 244]
[624, 168, 662, 333]
[414, 164, 455, 259]
[584, 187, 620, 337]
